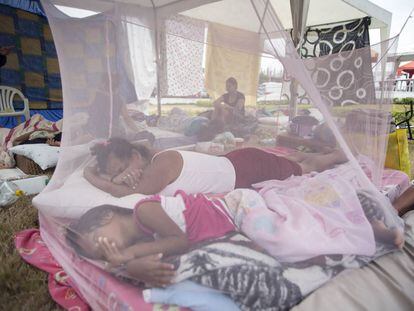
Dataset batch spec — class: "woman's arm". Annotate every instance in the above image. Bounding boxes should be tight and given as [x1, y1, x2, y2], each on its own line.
[84, 151, 181, 197]
[84, 166, 136, 197]
[125, 151, 182, 195]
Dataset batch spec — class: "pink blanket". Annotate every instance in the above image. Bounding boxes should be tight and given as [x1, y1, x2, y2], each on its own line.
[242, 173, 377, 262]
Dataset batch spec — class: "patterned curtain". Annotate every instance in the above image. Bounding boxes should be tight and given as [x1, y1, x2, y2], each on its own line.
[282, 17, 373, 107]
[160, 15, 205, 97]
[299, 17, 371, 58]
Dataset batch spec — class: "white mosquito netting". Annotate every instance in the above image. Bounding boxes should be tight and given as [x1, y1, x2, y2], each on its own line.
[33, 0, 405, 310]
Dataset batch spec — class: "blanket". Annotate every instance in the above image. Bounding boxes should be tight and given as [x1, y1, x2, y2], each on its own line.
[0, 114, 62, 168]
[232, 175, 376, 262]
[167, 232, 398, 311]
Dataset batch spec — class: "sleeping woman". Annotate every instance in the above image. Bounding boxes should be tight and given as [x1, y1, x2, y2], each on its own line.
[83, 137, 348, 197]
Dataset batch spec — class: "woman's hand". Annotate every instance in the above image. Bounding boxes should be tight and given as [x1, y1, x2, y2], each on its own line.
[112, 166, 143, 189]
[126, 253, 175, 287]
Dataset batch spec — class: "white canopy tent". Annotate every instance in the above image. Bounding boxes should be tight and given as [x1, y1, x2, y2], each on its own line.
[50, 0, 392, 114]
[52, 0, 391, 32]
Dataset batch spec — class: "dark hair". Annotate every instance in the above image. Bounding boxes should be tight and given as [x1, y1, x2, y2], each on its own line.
[66, 204, 132, 259]
[226, 77, 238, 88]
[90, 137, 151, 173]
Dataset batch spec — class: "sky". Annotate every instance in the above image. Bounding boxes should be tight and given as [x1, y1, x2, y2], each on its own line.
[370, 0, 414, 52]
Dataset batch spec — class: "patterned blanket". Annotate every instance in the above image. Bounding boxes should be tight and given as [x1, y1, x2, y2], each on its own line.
[167, 233, 396, 311]
[0, 114, 62, 167]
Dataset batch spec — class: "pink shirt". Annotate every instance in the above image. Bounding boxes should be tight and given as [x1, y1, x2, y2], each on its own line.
[134, 191, 236, 244]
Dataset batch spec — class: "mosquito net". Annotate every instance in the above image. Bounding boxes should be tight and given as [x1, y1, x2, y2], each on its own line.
[33, 0, 405, 309]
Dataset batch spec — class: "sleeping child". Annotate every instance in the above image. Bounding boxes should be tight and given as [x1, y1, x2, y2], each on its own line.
[66, 183, 404, 279]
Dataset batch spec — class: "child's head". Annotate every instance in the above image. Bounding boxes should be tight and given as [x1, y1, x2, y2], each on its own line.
[90, 137, 151, 176]
[66, 204, 133, 260]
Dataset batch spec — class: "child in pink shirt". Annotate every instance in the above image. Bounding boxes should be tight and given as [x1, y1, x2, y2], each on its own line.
[67, 186, 403, 274]
[66, 191, 235, 268]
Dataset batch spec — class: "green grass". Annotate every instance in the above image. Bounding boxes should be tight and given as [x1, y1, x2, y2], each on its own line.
[0, 195, 61, 310]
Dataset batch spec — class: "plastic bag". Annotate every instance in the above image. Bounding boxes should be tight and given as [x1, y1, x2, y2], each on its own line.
[385, 128, 411, 177]
[0, 180, 20, 207]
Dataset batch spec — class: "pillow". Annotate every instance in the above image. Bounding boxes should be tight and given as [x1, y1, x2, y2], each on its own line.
[33, 169, 146, 218]
[143, 280, 240, 311]
[9, 144, 60, 170]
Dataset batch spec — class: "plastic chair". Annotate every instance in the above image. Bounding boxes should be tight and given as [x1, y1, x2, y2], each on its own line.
[0, 86, 30, 123]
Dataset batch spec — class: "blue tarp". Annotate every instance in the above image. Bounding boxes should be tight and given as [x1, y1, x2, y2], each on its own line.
[0, 1, 63, 126]
[0, 0, 45, 16]
[0, 109, 62, 128]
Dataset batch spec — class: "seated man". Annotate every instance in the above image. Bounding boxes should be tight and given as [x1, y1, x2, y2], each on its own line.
[211, 77, 245, 127]
[197, 77, 246, 141]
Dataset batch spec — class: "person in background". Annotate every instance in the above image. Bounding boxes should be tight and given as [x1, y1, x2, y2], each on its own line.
[197, 77, 246, 140]
[211, 77, 245, 128]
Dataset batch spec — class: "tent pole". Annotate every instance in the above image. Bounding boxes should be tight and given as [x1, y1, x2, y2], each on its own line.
[151, 1, 162, 116]
[289, 0, 309, 120]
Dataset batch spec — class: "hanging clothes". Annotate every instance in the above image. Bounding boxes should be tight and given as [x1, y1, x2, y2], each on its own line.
[205, 22, 261, 106]
[159, 15, 205, 97]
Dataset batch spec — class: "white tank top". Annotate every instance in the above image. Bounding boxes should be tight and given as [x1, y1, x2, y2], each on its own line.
[155, 150, 236, 196]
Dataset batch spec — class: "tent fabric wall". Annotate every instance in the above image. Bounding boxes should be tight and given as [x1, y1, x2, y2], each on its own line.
[205, 22, 261, 105]
[0, 3, 62, 126]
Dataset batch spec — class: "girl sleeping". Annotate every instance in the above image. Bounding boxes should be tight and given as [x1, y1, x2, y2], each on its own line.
[66, 185, 404, 286]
